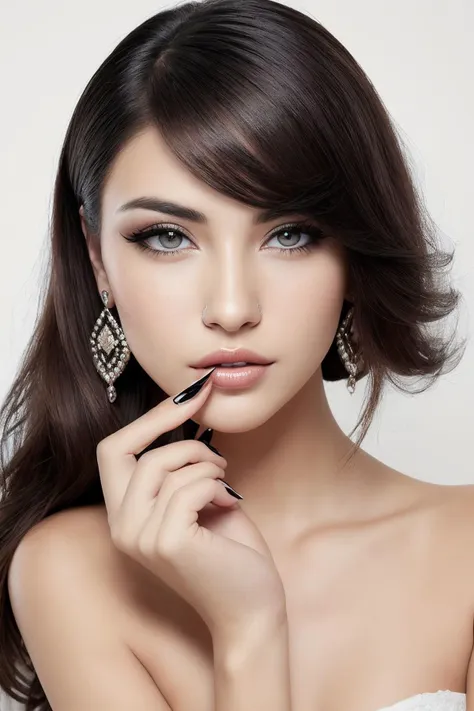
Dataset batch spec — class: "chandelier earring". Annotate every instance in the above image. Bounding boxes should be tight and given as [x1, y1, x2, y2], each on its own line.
[336, 306, 364, 394]
[89, 290, 131, 403]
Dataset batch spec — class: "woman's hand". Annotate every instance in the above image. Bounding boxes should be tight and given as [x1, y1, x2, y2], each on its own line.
[96, 370, 286, 642]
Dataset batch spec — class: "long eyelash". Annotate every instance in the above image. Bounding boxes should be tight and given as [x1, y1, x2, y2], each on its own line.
[121, 219, 326, 258]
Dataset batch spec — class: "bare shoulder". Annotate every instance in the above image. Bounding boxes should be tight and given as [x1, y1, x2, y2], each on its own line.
[391, 471, 474, 528]
[8, 503, 160, 619]
[366, 457, 474, 557]
[429, 481, 474, 588]
[7, 504, 174, 710]
[366, 453, 474, 521]
[10, 502, 110, 548]
[415, 479, 474, 521]
[8, 504, 109, 576]
[9, 504, 119, 598]
[433, 481, 474, 535]
[12, 502, 111, 544]
[398, 477, 474, 595]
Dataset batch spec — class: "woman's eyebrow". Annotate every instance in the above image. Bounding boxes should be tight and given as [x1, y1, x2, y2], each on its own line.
[116, 196, 291, 225]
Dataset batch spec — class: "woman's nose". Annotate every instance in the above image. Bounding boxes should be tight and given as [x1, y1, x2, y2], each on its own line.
[201, 300, 262, 332]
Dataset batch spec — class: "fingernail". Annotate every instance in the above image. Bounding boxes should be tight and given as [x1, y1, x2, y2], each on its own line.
[173, 367, 216, 405]
[205, 442, 225, 458]
[217, 478, 243, 500]
[197, 428, 225, 458]
[198, 427, 213, 445]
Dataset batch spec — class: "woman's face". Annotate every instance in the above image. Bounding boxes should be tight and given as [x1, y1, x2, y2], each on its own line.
[82, 127, 349, 431]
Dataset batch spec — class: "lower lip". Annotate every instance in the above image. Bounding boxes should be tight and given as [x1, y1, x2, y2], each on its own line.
[193, 364, 272, 389]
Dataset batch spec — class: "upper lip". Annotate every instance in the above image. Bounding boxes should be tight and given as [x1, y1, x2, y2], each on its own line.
[191, 348, 274, 368]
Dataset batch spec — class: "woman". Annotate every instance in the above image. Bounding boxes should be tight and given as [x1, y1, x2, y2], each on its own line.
[0, 0, 468, 709]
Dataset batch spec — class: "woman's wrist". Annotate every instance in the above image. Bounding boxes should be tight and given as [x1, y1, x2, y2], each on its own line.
[212, 602, 288, 666]
[212, 609, 291, 711]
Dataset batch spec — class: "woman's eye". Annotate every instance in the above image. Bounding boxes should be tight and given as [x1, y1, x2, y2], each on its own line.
[122, 224, 192, 256]
[121, 221, 325, 257]
[141, 227, 190, 253]
[266, 225, 321, 252]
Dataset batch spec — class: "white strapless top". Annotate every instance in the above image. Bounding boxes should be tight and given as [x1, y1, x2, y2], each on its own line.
[375, 691, 465, 711]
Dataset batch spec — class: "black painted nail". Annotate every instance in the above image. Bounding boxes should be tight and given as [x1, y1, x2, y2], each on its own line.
[198, 428, 213, 445]
[205, 442, 225, 457]
[197, 428, 224, 457]
[217, 478, 243, 500]
[173, 367, 216, 405]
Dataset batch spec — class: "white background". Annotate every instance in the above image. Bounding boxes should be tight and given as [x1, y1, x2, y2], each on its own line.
[0, 0, 472, 705]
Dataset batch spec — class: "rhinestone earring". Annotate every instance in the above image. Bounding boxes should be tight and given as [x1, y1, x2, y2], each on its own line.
[336, 306, 363, 394]
[89, 290, 131, 403]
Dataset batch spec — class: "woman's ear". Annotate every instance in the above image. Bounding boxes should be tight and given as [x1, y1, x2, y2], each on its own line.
[79, 205, 114, 307]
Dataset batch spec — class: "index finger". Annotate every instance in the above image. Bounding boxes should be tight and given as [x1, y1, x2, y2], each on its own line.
[97, 368, 216, 506]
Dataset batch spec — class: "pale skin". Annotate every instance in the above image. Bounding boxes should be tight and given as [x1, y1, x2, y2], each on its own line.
[7, 126, 474, 711]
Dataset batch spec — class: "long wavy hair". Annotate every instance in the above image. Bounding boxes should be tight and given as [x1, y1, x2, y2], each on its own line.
[0, 0, 465, 707]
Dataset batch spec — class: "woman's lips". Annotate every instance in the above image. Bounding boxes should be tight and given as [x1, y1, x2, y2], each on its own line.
[192, 364, 271, 389]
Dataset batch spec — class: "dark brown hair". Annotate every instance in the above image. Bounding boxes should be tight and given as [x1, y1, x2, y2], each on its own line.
[0, 0, 465, 707]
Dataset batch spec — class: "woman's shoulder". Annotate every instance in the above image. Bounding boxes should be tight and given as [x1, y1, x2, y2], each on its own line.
[7, 503, 215, 708]
[7, 503, 194, 709]
[9, 503, 161, 597]
[19, 503, 109, 541]
[391, 473, 474, 530]
[415, 479, 474, 518]
[400, 478, 474, 591]
[9, 504, 114, 576]
[7, 503, 167, 637]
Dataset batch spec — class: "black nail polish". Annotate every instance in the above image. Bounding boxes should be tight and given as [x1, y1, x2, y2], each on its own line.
[198, 428, 213, 445]
[173, 367, 216, 405]
[197, 428, 224, 457]
[205, 442, 225, 457]
[217, 478, 243, 500]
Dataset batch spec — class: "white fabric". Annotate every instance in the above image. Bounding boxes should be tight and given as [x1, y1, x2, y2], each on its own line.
[376, 691, 465, 711]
